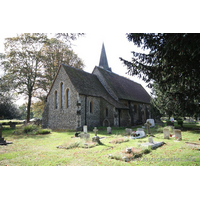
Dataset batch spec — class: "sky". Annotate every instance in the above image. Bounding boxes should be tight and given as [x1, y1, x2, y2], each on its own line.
[0, 33, 152, 105]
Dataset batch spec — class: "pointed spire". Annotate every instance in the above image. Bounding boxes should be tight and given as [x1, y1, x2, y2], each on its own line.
[99, 43, 112, 72]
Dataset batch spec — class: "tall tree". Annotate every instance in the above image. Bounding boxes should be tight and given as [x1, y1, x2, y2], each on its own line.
[40, 38, 85, 93]
[2, 33, 48, 122]
[120, 33, 200, 117]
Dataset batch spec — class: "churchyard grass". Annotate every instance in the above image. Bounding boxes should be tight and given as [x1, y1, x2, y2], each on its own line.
[0, 122, 200, 166]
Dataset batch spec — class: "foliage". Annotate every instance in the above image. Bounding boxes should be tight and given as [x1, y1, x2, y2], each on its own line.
[32, 100, 45, 119]
[120, 33, 200, 117]
[1, 33, 48, 122]
[22, 124, 51, 135]
[40, 38, 85, 92]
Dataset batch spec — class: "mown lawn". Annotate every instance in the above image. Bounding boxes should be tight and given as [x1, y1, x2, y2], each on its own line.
[0, 123, 200, 166]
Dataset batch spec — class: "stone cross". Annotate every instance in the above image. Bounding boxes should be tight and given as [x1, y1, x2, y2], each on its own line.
[93, 127, 98, 136]
[145, 121, 151, 135]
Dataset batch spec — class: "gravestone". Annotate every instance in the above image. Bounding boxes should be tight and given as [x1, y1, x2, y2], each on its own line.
[140, 139, 164, 149]
[147, 119, 155, 127]
[163, 128, 170, 139]
[144, 121, 151, 135]
[148, 137, 154, 143]
[125, 128, 132, 135]
[79, 133, 90, 140]
[92, 127, 100, 142]
[83, 125, 87, 133]
[107, 127, 111, 134]
[174, 129, 182, 141]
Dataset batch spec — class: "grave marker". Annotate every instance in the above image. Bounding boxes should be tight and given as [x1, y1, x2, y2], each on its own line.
[163, 128, 170, 139]
[174, 129, 182, 141]
[83, 125, 88, 133]
[107, 127, 111, 134]
[92, 127, 100, 142]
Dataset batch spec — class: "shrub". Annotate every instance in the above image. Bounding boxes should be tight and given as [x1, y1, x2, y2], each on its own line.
[178, 120, 183, 127]
[37, 129, 51, 134]
[23, 124, 38, 133]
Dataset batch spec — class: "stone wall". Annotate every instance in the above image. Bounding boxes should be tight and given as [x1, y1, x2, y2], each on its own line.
[100, 98, 115, 127]
[79, 95, 101, 129]
[45, 66, 79, 130]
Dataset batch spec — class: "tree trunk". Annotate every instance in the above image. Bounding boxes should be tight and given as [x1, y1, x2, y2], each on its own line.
[26, 93, 32, 123]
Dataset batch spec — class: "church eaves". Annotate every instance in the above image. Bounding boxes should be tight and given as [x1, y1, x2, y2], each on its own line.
[99, 43, 112, 72]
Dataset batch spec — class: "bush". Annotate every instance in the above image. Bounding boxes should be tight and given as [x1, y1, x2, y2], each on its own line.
[178, 120, 183, 127]
[37, 129, 51, 134]
[23, 124, 38, 133]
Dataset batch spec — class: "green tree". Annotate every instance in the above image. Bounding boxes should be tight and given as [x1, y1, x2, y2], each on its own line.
[32, 100, 45, 119]
[40, 38, 85, 93]
[2, 33, 48, 122]
[120, 33, 200, 117]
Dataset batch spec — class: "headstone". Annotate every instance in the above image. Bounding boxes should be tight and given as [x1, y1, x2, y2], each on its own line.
[147, 119, 155, 127]
[93, 127, 98, 136]
[79, 133, 90, 140]
[92, 127, 100, 142]
[107, 127, 112, 134]
[83, 125, 87, 133]
[125, 128, 132, 135]
[174, 129, 182, 141]
[144, 121, 151, 135]
[148, 137, 154, 143]
[163, 128, 170, 139]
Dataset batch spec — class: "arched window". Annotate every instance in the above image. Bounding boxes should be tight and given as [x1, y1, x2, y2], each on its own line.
[90, 101, 93, 113]
[66, 88, 70, 108]
[106, 107, 108, 117]
[54, 91, 58, 109]
[60, 82, 64, 109]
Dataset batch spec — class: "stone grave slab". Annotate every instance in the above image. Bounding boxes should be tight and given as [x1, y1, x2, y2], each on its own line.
[140, 137, 164, 149]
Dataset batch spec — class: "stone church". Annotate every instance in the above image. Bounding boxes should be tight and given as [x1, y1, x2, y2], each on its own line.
[42, 44, 151, 130]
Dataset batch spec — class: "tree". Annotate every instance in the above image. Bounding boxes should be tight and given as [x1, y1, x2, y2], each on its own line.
[32, 100, 45, 119]
[2, 33, 48, 122]
[40, 38, 85, 93]
[120, 33, 200, 117]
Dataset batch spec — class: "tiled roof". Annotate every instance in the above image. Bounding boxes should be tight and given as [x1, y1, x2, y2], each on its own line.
[62, 64, 128, 109]
[95, 67, 151, 104]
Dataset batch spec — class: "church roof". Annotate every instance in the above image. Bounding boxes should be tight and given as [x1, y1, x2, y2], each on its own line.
[94, 67, 151, 104]
[62, 64, 128, 109]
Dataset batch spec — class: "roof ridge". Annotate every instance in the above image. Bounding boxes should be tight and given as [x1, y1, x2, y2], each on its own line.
[96, 66, 141, 85]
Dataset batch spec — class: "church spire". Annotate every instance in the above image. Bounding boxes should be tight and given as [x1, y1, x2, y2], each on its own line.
[99, 43, 112, 72]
